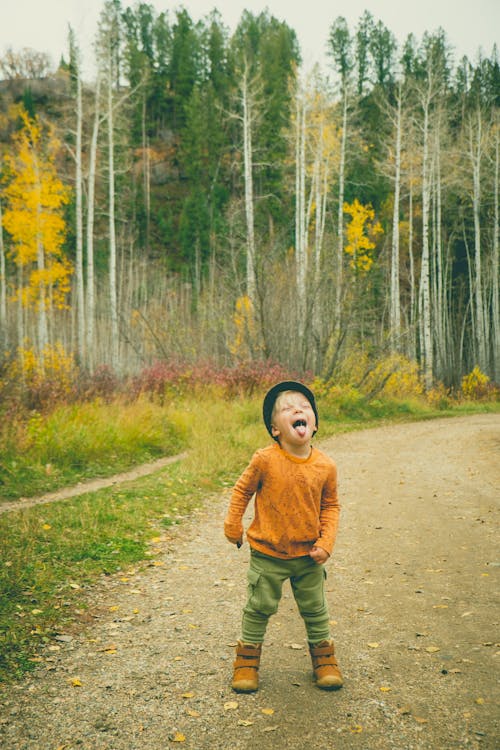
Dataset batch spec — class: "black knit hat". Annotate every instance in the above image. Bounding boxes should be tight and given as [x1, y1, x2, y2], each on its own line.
[262, 381, 318, 440]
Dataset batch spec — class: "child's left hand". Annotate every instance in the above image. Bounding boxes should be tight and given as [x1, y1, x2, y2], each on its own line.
[309, 545, 329, 565]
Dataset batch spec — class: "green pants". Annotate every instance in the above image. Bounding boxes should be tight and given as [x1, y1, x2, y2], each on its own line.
[241, 549, 331, 645]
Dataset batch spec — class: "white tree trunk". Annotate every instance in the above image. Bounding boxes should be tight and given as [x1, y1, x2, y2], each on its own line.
[86, 74, 101, 370]
[390, 87, 402, 350]
[142, 93, 150, 252]
[492, 123, 499, 381]
[32, 154, 49, 354]
[107, 51, 119, 370]
[420, 99, 433, 390]
[408, 178, 416, 359]
[469, 109, 487, 370]
[16, 265, 24, 365]
[335, 90, 347, 326]
[433, 128, 446, 377]
[295, 78, 307, 325]
[75, 65, 85, 362]
[242, 64, 256, 302]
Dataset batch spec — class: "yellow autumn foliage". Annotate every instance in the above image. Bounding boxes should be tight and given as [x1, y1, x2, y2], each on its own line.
[230, 295, 262, 359]
[461, 366, 490, 400]
[343, 199, 383, 273]
[7, 342, 78, 394]
[366, 355, 424, 399]
[2, 107, 72, 311]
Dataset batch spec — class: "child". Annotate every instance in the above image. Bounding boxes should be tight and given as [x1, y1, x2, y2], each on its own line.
[224, 380, 342, 692]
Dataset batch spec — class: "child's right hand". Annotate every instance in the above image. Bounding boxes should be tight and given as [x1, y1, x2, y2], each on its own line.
[224, 531, 243, 547]
[224, 519, 243, 547]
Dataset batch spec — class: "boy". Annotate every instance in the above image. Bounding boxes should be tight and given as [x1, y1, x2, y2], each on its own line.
[224, 380, 342, 692]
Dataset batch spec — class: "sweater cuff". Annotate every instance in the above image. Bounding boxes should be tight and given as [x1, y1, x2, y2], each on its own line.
[224, 519, 243, 541]
[315, 538, 332, 556]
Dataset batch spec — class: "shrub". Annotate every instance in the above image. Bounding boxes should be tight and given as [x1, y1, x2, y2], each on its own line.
[373, 355, 424, 399]
[426, 382, 453, 409]
[1, 343, 78, 412]
[461, 366, 490, 400]
[132, 359, 307, 401]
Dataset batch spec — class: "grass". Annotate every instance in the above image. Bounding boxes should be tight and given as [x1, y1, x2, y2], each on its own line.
[0, 397, 188, 502]
[0, 390, 498, 682]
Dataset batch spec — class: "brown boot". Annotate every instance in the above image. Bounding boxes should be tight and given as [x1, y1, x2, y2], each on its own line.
[231, 641, 262, 692]
[309, 640, 343, 690]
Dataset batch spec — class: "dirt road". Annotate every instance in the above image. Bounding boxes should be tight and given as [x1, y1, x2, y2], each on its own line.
[1, 414, 499, 749]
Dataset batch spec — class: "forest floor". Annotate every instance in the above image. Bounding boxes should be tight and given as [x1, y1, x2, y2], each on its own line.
[0, 413, 499, 750]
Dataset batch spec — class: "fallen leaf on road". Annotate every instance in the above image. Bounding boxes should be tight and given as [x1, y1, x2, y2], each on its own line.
[238, 719, 254, 726]
[170, 732, 186, 742]
[261, 708, 275, 715]
[349, 725, 363, 733]
[367, 642, 380, 649]
[380, 686, 391, 692]
[224, 701, 239, 711]
[425, 646, 440, 653]
[182, 692, 195, 699]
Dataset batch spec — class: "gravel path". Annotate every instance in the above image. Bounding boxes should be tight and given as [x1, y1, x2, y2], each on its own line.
[1, 414, 499, 749]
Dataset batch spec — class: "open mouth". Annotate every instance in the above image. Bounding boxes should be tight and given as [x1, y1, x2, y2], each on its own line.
[292, 419, 308, 437]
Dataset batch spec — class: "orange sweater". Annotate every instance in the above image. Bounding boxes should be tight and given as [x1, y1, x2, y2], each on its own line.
[224, 442, 340, 559]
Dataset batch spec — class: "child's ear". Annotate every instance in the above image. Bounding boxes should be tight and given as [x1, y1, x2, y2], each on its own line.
[271, 424, 280, 437]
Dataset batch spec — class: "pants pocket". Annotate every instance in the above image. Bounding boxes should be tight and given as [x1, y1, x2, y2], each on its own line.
[246, 567, 280, 616]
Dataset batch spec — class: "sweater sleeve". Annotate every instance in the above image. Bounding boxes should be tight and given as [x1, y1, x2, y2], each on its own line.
[315, 461, 340, 556]
[224, 451, 263, 542]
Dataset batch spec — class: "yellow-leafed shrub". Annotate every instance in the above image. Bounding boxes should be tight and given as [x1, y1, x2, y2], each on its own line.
[461, 366, 490, 400]
[364, 355, 424, 399]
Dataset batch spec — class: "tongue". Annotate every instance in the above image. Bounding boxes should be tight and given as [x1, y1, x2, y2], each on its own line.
[295, 425, 307, 437]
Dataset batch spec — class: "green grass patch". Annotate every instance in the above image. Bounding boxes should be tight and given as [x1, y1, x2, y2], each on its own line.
[0, 391, 498, 682]
[0, 397, 187, 502]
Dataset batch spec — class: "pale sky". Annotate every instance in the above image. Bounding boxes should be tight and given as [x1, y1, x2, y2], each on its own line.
[1, 0, 499, 80]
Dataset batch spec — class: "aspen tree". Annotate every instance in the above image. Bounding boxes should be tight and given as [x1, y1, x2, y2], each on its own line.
[2, 109, 71, 355]
[328, 17, 353, 330]
[69, 27, 85, 362]
[492, 120, 499, 381]
[241, 60, 256, 302]
[96, 0, 122, 371]
[412, 51, 446, 388]
[467, 106, 488, 370]
[294, 69, 307, 326]
[390, 81, 403, 350]
[85, 73, 101, 370]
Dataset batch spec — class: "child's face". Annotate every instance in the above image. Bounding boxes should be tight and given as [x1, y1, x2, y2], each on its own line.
[271, 390, 317, 448]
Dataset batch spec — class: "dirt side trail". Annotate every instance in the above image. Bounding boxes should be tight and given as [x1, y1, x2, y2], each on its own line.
[1, 413, 499, 750]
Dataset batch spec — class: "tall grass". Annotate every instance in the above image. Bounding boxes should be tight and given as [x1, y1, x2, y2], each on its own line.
[0, 397, 188, 501]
